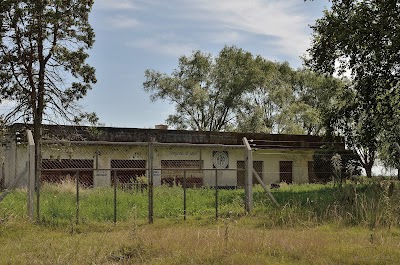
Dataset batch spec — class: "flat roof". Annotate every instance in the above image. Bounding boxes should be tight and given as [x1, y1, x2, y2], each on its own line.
[9, 123, 345, 150]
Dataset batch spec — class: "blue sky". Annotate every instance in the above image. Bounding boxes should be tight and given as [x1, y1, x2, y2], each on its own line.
[82, 0, 331, 128]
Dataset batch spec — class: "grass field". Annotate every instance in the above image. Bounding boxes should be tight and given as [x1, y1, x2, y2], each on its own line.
[1, 180, 400, 264]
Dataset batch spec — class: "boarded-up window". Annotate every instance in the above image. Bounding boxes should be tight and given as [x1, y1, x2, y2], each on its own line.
[279, 161, 293, 183]
[111, 160, 146, 184]
[161, 160, 203, 187]
[42, 159, 94, 187]
[237, 161, 263, 187]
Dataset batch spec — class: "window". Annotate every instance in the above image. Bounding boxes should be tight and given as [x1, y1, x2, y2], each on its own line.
[110, 159, 146, 184]
[161, 160, 203, 187]
[42, 159, 94, 187]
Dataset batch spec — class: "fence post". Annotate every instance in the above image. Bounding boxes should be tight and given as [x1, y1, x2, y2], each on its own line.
[26, 130, 35, 221]
[183, 169, 187, 221]
[33, 127, 44, 222]
[215, 169, 218, 221]
[36, 142, 41, 222]
[243, 137, 253, 213]
[95, 147, 99, 170]
[148, 139, 154, 224]
[252, 168, 279, 207]
[76, 171, 80, 225]
[113, 170, 117, 224]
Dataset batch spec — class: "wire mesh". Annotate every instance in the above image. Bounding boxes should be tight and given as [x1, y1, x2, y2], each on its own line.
[40, 142, 148, 188]
[36, 140, 367, 223]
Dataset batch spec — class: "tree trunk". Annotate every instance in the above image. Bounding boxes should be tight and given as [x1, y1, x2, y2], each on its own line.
[365, 164, 373, 178]
[359, 148, 375, 178]
[34, 4, 46, 219]
[397, 167, 400, 181]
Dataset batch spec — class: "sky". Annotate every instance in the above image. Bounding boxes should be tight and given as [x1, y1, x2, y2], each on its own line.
[81, 0, 332, 129]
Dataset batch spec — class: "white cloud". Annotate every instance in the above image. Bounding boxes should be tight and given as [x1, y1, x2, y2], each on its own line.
[145, 0, 314, 60]
[107, 15, 139, 29]
[206, 30, 243, 45]
[96, 0, 324, 62]
[186, 0, 310, 58]
[127, 37, 197, 57]
[95, 0, 138, 10]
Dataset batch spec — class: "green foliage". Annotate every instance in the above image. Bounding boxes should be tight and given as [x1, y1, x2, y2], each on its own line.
[143, 46, 258, 131]
[378, 132, 400, 174]
[312, 148, 362, 183]
[3, 182, 400, 230]
[0, 0, 96, 138]
[306, 0, 400, 174]
[144, 45, 344, 135]
[238, 66, 345, 135]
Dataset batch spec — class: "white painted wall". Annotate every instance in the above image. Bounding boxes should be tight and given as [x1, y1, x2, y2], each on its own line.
[4, 142, 316, 188]
[252, 149, 314, 184]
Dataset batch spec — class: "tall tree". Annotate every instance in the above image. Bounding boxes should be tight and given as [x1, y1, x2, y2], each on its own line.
[0, 1, 96, 178]
[236, 60, 344, 135]
[332, 81, 379, 177]
[236, 60, 295, 134]
[143, 46, 258, 131]
[292, 69, 346, 136]
[144, 45, 343, 135]
[305, 0, 400, 176]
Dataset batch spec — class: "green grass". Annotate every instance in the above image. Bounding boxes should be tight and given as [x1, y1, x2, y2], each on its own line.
[2, 180, 400, 228]
[2, 181, 400, 264]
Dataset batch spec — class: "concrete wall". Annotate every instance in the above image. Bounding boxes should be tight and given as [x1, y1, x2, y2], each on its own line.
[6, 142, 315, 188]
[1, 142, 29, 188]
[252, 149, 314, 184]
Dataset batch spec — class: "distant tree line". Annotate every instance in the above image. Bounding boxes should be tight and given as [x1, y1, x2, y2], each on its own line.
[143, 46, 343, 136]
[144, 1, 400, 178]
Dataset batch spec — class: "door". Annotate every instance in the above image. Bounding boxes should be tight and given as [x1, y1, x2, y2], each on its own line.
[308, 161, 317, 183]
[237, 161, 263, 187]
[279, 161, 293, 183]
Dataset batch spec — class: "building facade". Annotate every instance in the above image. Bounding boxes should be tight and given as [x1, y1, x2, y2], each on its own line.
[0, 124, 344, 189]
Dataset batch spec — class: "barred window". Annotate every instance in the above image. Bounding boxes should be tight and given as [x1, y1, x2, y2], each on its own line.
[41, 159, 94, 187]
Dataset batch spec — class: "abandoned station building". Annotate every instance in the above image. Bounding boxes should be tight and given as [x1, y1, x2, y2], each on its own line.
[1, 124, 344, 189]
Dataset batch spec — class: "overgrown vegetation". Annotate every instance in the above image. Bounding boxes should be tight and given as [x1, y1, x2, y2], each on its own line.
[1, 182, 400, 264]
[306, 0, 400, 176]
[2, 180, 400, 229]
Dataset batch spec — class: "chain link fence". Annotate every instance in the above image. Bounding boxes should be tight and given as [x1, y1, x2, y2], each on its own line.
[38, 141, 370, 222]
[37, 141, 247, 223]
[9, 139, 394, 224]
[2, 128, 400, 225]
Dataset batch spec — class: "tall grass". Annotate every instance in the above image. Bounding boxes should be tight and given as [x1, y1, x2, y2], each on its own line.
[256, 180, 400, 229]
[2, 180, 400, 264]
[1, 219, 400, 264]
[1, 180, 400, 228]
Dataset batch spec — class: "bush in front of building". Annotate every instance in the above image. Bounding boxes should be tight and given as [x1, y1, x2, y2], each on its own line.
[312, 148, 362, 183]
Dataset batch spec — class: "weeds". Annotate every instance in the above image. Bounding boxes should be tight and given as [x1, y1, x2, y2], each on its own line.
[11, 182, 400, 265]
[107, 243, 148, 263]
[2, 181, 400, 229]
